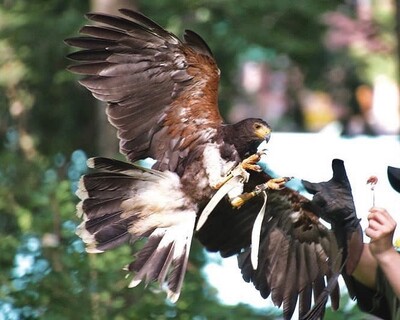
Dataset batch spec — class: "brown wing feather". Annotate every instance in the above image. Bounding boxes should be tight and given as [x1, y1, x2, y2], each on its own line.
[196, 171, 342, 320]
[66, 9, 222, 170]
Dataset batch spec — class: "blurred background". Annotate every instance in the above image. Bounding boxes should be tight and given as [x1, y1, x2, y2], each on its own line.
[1, 0, 399, 319]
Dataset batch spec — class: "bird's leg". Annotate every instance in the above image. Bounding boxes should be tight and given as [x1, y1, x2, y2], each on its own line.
[230, 177, 292, 208]
[213, 170, 240, 190]
[213, 151, 265, 190]
[240, 152, 263, 172]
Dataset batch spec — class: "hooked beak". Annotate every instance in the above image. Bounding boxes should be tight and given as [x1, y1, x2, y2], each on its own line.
[265, 131, 271, 143]
[255, 125, 271, 143]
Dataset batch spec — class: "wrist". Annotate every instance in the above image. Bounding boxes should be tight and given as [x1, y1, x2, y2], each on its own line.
[374, 246, 398, 266]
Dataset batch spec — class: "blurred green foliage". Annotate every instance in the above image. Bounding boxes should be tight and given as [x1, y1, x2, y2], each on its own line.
[0, 0, 390, 319]
[0, 0, 95, 156]
[138, 0, 344, 116]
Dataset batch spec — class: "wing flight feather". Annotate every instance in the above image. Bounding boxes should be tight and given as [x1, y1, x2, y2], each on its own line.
[66, 9, 222, 170]
[196, 171, 343, 320]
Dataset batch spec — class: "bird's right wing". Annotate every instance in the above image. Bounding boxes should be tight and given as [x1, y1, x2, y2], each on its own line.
[196, 171, 343, 320]
[237, 188, 343, 320]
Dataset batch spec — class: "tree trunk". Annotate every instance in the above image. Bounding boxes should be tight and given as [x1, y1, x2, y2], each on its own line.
[90, 0, 137, 157]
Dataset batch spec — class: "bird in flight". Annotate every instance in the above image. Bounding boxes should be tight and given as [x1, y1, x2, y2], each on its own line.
[66, 9, 352, 319]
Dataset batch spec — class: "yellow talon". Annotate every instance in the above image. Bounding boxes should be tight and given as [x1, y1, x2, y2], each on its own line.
[241, 153, 263, 172]
[266, 177, 292, 190]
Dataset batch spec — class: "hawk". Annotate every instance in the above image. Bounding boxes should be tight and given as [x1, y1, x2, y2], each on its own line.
[66, 9, 353, 319]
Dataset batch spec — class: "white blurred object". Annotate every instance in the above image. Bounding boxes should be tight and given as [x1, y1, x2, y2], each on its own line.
[370, 75, 400, 134]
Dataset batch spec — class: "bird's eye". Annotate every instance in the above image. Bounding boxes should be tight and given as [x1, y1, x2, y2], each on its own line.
[254, 123, 262, 130]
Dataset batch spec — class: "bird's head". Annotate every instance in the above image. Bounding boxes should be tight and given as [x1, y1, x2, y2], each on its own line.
[228, 118, 271, 158]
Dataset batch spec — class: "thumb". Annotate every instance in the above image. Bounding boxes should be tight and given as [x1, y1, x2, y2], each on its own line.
[301, 180, 322, 195]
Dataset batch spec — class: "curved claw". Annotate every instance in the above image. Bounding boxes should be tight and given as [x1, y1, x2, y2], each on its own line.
[241, 153, 262, 172]
[266, 177, 292, 190]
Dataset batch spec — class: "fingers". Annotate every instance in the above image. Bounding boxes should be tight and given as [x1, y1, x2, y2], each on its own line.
[368, 207, 396, 228]
[366, 207, 397, 241]
[364, 228, 376, 240]
[365, 220, 383, 240]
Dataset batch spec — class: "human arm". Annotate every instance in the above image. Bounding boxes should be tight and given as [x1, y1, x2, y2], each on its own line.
[351, 243, 378, 289]
[301, 160, 395, 317]
[363, 207, 400, 299]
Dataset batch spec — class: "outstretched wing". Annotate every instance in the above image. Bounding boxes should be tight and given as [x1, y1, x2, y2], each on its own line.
[65, 9, 222, 171]
[196, 171, 342, 320]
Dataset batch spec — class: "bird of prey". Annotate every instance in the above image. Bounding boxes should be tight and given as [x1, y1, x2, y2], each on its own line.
[66, 9, 347, 319]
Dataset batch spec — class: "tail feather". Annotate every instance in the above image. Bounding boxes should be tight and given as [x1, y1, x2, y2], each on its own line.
[75, 157, 197, 301]
[127, 218, 196, 302]
[96, 231, 131, 252]
[81, 198, 123, 220]
[80, 173, 137, 199]
[167, 226, 193, 302]
[128, 229, 167, 274]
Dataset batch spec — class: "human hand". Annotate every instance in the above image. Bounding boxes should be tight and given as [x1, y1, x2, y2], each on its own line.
[366, 207, 397, 261]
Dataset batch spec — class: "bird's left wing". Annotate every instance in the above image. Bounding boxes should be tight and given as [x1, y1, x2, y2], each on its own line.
[65, 9, 222, 171]
[196, 171, 343, 320]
